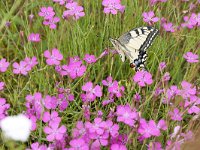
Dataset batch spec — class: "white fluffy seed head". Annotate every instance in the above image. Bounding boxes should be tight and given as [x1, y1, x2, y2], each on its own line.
[0, 114, 32, 142]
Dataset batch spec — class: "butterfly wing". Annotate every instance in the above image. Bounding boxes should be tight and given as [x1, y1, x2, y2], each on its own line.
[118, 26, 159, 70]
[110, 38, 126, 62]
[115, 46, 126, 62]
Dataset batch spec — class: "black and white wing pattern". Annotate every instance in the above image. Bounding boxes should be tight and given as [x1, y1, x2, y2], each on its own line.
[110, 26, 159, 71]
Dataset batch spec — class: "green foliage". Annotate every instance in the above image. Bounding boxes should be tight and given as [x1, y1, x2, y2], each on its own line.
[0, 0, 199, 149]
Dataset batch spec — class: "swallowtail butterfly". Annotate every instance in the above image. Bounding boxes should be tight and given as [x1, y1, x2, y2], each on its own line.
[110, 26, 159, 71]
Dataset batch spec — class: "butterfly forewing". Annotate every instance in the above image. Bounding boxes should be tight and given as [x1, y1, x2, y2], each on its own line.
[114, 26, 159, 71]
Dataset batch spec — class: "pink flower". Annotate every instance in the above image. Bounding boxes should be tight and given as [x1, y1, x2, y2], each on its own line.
[162, 72, 170, 81]
[44, 95, 58, 109]
[38, 7, 55, 19]
[157, 119, 167, 131]
[181, 15, 197, 29]
[102, 96, 114, 106]
[42, 111, 61, 123]
[162, 22, 175, 32]
[159, 62, 166, 71]
[102, 0, 125, 15]
[56, 93, 69, 111]
[102, 76, 113, 87]
[116, 105, 138, 127]
[138, 119, 160, 139]
[72, 121, 87, 139]
[29, 14, 34, 21]
[184, 96, 200, 114]
[105, 120, 119, 138]
[90, 132, 109, 148]
[170, 126, 180, 138]
[25, 92, 43, 119]
[43, 16, 60, 29]
[28, 33, 41, 42]
[63, 2, 85, 20]
[111, 144, 127, 150]
[142, 11, 159, 25]
[69, 138, 89, 150]
[81, 82, 102, 102]
[181, 130, 193, 141]
[108, 81, 125, 98]
[0, 58, 10, 72]
[0, 98, 10, 120]
[28, 115, 37, 131]
[98, 49, 109, 59]
[169, 108, 183, 121]
[83, 54, 96, 64]
[154, 87, 163, 97]
[12, 61, 31, 75]
[24, 56, 38, 69]
[165, 85, 179, 102]
[189, 13, 200, 27]
[102, 76, 124, 97]
[183, 52, 199, 63]
[28, 142, 47, 150]
[0, 82, 5, 91]
[61, 57, 86, 79]
[44, 48, 63, 66]
[133, 93, 141, 102]
[85, 118, 105, 135]
[179, 81, 196, 98]
[110, 134, 128, 145]
[44, 121, 66, 142]
[133, 70, 153, 87]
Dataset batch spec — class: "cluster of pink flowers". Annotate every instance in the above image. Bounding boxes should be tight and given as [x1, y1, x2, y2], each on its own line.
[181, 13, 200, 29]
[25, 88, 74, 131]
[116, 105, 138, 127]
[101, 76, 125, 106]
[161, 17, 176, 32]
[44, 48, 63, 66]
[70, 116, 128, 149]
[39, 6, 60, 29]
[138, 119, 167, 140]
[63, 1, 85, 20]
[142, 10, 199, 33]
[142, 11, 177, 32]
[81, 82, 102, 102]
[58, 56, 86, 79]
[102, 76, 125, 98]
[102, 0, 125, 15]
[12, 56, 38, 76]
[1, 1, 200, 150]
[0, 59, 10, 120]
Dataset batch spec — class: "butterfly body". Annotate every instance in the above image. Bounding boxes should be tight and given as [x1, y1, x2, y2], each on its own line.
[110, 26, 159, 71]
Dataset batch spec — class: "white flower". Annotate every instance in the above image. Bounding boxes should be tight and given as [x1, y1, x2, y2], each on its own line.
[0, 114, 32, 142]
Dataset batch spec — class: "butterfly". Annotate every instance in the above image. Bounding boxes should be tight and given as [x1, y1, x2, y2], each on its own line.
[110, 26, 159, 71]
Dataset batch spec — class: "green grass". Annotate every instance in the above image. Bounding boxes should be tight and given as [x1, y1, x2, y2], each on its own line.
[0, 0, 200, 149]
